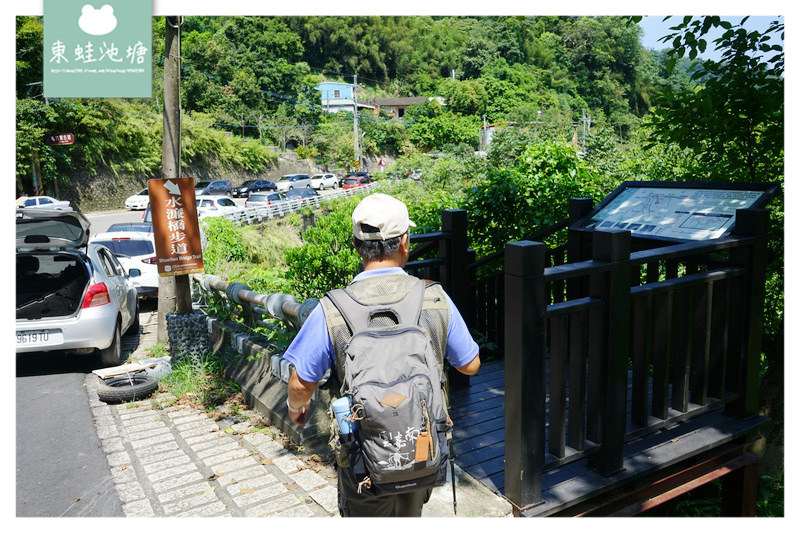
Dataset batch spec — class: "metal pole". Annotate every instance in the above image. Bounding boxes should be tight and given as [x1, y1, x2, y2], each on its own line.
[353, 74, 359, 168]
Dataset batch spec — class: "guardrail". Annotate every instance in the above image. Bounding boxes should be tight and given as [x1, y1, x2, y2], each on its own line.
[217, 182, 379, 226]
[193, 274, 319, 331]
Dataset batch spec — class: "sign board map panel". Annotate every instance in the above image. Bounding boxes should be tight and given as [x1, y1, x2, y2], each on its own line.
[578, 186, 765, 241]
[148, 177, 204, 276]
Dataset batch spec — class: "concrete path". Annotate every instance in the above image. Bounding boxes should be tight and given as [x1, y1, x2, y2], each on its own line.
[86, 307, 513, 517]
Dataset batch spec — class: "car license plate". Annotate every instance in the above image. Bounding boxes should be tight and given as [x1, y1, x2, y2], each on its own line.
[16, 329, 63, 346]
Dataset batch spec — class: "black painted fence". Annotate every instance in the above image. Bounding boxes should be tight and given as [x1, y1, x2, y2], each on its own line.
[502, 206, 769, 509]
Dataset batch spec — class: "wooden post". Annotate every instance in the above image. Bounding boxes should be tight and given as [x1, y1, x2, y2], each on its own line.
[567, 198, 594, 301]
[440, 209, 470, 389]
[588, 230, 631, 476]
[158, 16, 192, 344]
[727, 209, 769, 418]
[720, 454, 760, 516]
[504, 241, 546, 508]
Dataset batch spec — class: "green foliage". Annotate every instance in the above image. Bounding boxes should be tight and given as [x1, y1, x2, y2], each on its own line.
[284, 195, 364, 300]
[650, 16, 783, 185]
[406, 112, 481, 151]
[201, 217, 250, 273]
[464, 141, 602, 257]
[182, 112, 278, 172]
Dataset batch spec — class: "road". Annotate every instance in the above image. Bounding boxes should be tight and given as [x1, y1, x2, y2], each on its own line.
[17, 190, 338, 516]
[16, 350, 125, 516]
[16, 286, 157, 516]
[84, 188, 341, 236]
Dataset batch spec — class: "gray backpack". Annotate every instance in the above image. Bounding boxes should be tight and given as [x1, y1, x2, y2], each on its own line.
[326, 278, 451, 495]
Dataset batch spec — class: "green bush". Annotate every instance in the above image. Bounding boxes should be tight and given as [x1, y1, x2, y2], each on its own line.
[284, 195, 363, 300]
[201, 217, 251, 273]
[464, 141, 603, 257]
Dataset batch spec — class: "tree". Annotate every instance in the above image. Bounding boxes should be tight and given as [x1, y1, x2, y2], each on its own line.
[650, 16, 783, 184]
[648, 15, 784, 476]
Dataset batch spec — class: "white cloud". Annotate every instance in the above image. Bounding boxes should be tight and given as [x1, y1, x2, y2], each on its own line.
[78, 4, 118, 36]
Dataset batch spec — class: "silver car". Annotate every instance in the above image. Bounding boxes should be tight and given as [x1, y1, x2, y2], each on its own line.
[16, 209, 139, 367]
[275, 174, 312, 192]
[245, 192, 287, 208]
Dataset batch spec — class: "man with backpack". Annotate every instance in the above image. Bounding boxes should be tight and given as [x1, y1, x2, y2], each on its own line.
[283, 193, 481, 517]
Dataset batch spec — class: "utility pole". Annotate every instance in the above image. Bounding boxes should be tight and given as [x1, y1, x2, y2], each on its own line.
[353, 74, 359, 169]
[158, 15, 191, 343]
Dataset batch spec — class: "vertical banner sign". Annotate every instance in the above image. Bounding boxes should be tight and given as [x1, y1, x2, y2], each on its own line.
[148, 178, 204, 277]
[43, 0, 152, 98]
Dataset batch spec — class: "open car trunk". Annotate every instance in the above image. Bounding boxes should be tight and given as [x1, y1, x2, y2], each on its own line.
[16, 252, 90, 320]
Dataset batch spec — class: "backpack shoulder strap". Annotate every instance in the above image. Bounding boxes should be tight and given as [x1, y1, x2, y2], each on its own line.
[325, 278, 426, 334]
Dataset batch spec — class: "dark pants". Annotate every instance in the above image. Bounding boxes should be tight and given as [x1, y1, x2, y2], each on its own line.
[337, 464, 432, 517]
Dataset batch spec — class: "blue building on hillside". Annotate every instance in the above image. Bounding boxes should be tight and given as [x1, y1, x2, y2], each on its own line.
[315, 81, 374, 113]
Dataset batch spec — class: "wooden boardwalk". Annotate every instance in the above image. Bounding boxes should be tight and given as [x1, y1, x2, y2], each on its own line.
[448, 359, 767, 515]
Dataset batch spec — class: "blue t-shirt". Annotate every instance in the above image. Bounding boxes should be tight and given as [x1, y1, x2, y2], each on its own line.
[283, 267, 479, 383]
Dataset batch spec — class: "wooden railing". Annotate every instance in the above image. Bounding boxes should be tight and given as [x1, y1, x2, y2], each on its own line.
[502, 207, 769, 509]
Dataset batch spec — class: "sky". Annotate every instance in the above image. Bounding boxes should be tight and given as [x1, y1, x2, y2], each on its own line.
[638, 15, 784, 62]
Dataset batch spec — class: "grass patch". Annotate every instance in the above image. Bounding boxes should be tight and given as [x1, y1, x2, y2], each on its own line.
[158, 352, 241, 411]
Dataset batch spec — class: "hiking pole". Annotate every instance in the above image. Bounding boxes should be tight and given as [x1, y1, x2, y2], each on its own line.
[444, 361, 457, 515]
[449, 431, 457, 515]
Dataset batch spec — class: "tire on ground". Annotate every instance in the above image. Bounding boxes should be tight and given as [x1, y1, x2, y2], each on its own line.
[97, 373, 158, 403]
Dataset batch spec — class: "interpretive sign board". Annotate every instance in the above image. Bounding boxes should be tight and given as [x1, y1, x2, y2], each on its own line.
[572, 181, 778, 242]
[148, 177, 204, 276]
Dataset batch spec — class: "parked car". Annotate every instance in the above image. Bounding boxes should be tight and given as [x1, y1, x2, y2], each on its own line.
[195, 179, 232, 196]
[125, 188, 150, 210]
[341, 176, 372, 190]
[18, 195, 73, 211]
[285, 188, 320, 201]
[107, 222, 153, 233]
[16, 209, 139, 367]
[275, 174, 312, 192]
[245, 192, 287, 209]
[310, 173, 339, 191]
[89, 231, 158, 299]
[196, 195, 241, 218]
[233, 179, 277, 198]
[407, 169, 423, 181]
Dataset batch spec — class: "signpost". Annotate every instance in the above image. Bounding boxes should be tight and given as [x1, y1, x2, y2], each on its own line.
[44, 133, 75, 146]
[148, 177, 204, 277]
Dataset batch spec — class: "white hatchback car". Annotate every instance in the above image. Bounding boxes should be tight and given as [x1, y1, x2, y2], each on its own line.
[196, 195, 241, 218]
[310, 173, 339, 190]
[125, 188, 150, 210]
[89, 231, 159, 299]
[16, 209, 139, 367]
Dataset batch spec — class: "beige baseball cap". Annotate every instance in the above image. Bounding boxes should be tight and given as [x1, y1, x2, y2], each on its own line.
[352, 193, 416, 241]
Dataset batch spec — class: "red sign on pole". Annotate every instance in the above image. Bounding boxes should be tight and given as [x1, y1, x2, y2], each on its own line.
[44, 133, 75, 145]
[148, 177, 204, 277]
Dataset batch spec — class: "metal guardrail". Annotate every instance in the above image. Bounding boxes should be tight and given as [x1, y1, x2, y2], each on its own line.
[193, 274, 319, 330]
[218, 182, 379, 226]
